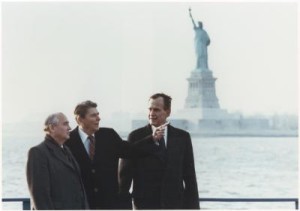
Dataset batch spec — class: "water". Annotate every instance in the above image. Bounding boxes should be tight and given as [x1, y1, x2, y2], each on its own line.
[193, 137, 298, 209]
[2, 136, 298, 209]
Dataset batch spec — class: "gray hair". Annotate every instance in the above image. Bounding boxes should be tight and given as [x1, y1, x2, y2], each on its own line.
[44, 112, 63, 132]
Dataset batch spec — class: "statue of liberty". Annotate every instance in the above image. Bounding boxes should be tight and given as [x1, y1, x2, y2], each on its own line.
[189, 8, 210, 71]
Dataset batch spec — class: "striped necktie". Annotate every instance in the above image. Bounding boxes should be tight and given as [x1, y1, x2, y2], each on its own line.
[88, 135, 95, 160]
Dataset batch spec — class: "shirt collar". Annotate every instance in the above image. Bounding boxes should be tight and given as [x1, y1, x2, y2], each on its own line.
[78, 127, 95, 142]
[151, 124, 168, 141]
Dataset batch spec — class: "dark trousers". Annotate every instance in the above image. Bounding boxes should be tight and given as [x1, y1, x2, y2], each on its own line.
[133, 197, 161, 210]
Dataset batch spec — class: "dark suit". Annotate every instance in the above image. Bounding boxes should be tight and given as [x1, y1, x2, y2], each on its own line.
[65, 127, 154, 209]
[119, 124, 200, 209]
[26, 135, 88, 210]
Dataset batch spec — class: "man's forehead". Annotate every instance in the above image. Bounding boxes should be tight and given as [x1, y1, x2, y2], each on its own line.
[148, 98, 164, 107]
[58, 114, 68, 122]
[86, 107, 99, 114]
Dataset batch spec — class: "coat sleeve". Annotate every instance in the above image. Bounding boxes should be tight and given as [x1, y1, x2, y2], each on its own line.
[182, 133, 200, 209]
[117, 132, 137, 209]
[113, 129, 156, 159]
[26, 147, 54, 210]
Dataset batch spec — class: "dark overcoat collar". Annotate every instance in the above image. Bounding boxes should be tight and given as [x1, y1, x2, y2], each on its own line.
[44, 135, 77, 171]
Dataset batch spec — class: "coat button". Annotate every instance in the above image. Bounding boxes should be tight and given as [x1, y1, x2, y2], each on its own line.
[91, 169, 96, 173]
[94, 188, 98, 192]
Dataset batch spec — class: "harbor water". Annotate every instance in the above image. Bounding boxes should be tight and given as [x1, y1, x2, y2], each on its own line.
[2, 135, 298, 209]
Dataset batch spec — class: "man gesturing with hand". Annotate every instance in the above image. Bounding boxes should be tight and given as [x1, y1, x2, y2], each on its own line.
[119, 93, 200, 209]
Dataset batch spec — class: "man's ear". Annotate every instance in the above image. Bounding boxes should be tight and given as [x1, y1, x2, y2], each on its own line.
[49, 124, 55, 132]
[75, 115, 81, 124]
[166, 109, 171, 117]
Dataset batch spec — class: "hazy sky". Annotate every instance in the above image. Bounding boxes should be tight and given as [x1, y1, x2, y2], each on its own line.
[2, 1, 298, 125]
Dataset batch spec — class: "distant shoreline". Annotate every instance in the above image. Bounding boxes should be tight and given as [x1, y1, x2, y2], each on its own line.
[119, 130, 298, 138]
[189, 133, 298, 138]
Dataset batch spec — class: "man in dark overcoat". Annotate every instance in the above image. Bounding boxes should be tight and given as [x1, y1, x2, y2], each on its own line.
[26, 112, 88, 210]
[119, 93, 200, 209]
[65, 100, 155, 209]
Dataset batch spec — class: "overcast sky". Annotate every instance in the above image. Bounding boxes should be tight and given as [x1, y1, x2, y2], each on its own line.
[2, 1, 298, 125]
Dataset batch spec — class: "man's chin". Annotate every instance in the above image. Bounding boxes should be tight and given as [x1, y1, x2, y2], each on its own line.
[149, 122, 158, 127]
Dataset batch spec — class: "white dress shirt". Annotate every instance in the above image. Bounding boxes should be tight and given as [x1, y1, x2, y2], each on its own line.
[151, 124, 168, 148]
[78, 127, 95, 156]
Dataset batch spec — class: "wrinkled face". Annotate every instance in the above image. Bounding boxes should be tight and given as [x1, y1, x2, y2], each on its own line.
[148, 97, 170, 127]
[78, 107, 100, 135]
[51, 114, 71, 143]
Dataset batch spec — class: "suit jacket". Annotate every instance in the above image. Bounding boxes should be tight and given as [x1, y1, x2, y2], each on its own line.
[65, 127, 155, 209]
[26, 135, 89, 210]
[119, 124, 200, 209]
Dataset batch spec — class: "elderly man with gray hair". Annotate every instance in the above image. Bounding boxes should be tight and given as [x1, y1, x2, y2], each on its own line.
[26, 112, 89, 210]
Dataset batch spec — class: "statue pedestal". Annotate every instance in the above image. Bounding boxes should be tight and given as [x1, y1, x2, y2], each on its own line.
[174, 107, 229, 122]
[184, 69, 220, 109]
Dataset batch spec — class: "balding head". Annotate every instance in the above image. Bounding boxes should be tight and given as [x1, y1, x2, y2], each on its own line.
[44, 112, 71, 145]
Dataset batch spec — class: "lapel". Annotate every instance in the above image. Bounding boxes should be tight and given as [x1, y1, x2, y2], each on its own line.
[64, 145, 82, 174]
[146, 124, 169, 163]
[145, 124, 153, 136]
[165, 125, 182, 158]
[72, 127, 93, 164]
[44, 136, 76, 171]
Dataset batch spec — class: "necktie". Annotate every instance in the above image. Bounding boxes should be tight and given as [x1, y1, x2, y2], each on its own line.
[158, 137, 167, 162]
[158, 137, 166, 151]
[88, 135, 95, 160]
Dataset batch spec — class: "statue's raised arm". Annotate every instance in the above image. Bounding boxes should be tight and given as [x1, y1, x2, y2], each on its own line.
[188, 8, 210, 71]
[189, 8, 197, 28]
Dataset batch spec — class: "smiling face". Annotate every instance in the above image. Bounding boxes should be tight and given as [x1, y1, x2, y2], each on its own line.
[77, 107, 100, 135]
[148, 97, 170, 127]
